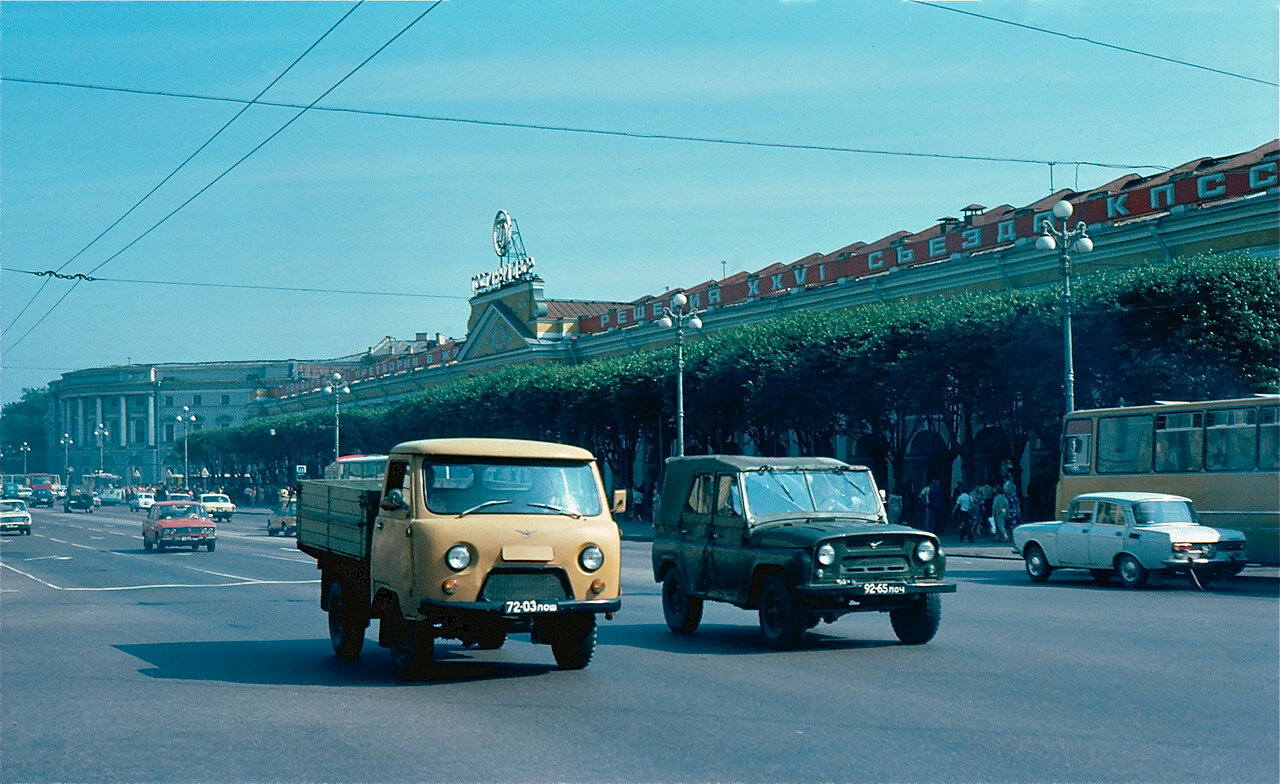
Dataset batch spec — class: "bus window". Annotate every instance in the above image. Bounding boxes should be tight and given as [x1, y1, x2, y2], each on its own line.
[1154, 412, 1204, 473]
[1260, 406, 1279, 471]
[1097, 415, 1153, 474]
[1206, 408, 1257, 471]
[1062, 418, 1094, 474]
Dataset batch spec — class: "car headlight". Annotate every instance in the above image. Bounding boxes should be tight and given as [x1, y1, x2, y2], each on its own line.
[579, 545, 604, 572]
[817, 543, 836, 566]
[915, 540, 937, 563]
[445, 544, 472, 571]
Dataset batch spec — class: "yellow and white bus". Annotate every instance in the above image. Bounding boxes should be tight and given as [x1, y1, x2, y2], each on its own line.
[1059, 395, 1279, 565]
[322, 454, 388, 481]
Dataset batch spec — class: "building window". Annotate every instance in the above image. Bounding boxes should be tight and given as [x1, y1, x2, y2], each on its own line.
[221, 394, 231, 406]
[192, 395, 202, 406]
[164, 424, 174, 442]
[164, 395, 174, 407]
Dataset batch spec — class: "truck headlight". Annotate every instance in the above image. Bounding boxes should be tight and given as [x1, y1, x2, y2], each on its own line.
[817, 543, 836, 566]
[446, 544, 472, 571]
[579, 545, 604, 572]
[915, 540, 937, 563]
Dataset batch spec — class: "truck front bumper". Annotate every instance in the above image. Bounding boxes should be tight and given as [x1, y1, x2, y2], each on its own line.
[418, 597, 622, 617]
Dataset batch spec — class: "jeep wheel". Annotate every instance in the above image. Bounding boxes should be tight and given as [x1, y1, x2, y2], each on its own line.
[758, 576, 806, 650]
[327, 580, 366, 660]
[890, 594, 942, 645]
[550, 615, 597, 670]
[1024, 544, 1052, 583]
[662, 570, 703, 634]
[389, 613, 434, 680]
[1117, 554, 1149, 589]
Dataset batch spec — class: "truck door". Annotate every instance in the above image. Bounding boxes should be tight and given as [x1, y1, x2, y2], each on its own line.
[370, 459, 416, 605]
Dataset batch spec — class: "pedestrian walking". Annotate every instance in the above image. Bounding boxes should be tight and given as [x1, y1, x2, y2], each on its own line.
[992, 486, 1009, 542]
[955, 487, 976, 543]
[925, 480, 946, 536]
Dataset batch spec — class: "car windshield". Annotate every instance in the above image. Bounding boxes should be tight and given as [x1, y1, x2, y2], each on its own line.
[158, 504, 207, 519]
[422, 460, 603, 517]
[202, 495, 229, 503]
[742, 469, 880, 517]
[1133, 500, 1200, 526]
[1, 500, 25, 513]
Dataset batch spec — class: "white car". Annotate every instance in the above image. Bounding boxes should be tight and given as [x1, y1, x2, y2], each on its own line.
[0, 499, 33, 535]
[1012, 492, 1248, 588]
[199, 493, 237, 521]
[129, 492, 155, 512]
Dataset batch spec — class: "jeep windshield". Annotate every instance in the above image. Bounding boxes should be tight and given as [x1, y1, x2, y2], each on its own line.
[423, 460, 603, 517]
[742, 468, 880, 519]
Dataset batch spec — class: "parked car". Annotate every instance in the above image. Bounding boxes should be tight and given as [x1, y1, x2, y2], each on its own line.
[199, 493, 237, 521]
[0, 499, 33, 535]
[266, 499, 297, 536]
[63, 490, 95, 513]
[143, 502, 217, 552]
[1012, 492, 1248, 588]
[30, 488, 56, 508]
[129, 492, 155, 512]
[99, 488, 125, 506]
[2, 482, 21, 499]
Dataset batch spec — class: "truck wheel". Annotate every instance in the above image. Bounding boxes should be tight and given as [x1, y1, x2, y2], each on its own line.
[662, 570, 703, 634]
[389, 614, 434, 680]
[327, 580, 365, 660]
[550, 615, 597, 670]
[890, 594, 942, 645]
[758, 576, 806, 650]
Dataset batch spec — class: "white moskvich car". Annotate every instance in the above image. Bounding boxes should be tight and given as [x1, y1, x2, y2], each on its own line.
[1012, 492, 1247, 588]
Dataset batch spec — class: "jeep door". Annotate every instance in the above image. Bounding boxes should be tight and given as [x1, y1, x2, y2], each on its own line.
[677, 473, 715, 594]
[370, 458, 416, 605]
[705, 474, 752, 603]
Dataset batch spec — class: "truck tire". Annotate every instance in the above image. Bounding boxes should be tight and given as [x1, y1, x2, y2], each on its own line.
[758, 576, 806, 650]
[662, 570, 703, 634]
[327, 580, 365, 660]
[389, 613, 434, 680]
[550, 615, 597, 670]
[890, 594, 942, 645]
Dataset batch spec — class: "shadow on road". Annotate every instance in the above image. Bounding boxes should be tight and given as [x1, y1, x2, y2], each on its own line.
[601, 620, 901, 656]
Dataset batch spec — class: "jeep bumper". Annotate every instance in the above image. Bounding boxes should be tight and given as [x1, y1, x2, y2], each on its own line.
[792, 580, 956, 607]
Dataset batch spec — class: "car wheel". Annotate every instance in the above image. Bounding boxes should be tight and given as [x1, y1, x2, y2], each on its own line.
[267, 526, 277, 537]
[1024, 544, 1053, 583]
[1117, 554, 1149, 589]
[890, 594, 943, 645]
[1090, 569, 1113, 586]
[389, 613, 434, 680]
[661, 570, 703, 634]
[758, 576, 806, 650]
[550, 615, 597, 670]
[144, 536, 153, 552]
[156, 539, 165, 552]
[326, 580, 366, 660]
[206, 541, 216, 552]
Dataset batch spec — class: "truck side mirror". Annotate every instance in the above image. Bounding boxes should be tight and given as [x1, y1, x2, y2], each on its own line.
[380, 489, 406, 511]
[611, 490, 627, 514]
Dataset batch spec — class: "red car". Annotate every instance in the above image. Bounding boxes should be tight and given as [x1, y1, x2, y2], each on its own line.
[143, 501, 217, 552]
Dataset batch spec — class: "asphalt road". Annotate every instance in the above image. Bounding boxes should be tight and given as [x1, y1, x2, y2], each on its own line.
[2, 505, 1277, 783]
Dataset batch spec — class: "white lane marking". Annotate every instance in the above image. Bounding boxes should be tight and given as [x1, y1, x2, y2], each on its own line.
[24, 556, 72, 562]
[0, 561, 317, 592]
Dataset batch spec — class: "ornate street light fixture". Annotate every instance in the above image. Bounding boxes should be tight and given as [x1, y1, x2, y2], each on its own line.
[92, 424, 110, 473]
[1036, 199, 1093, 415]
[60, 433, 74, 483]
[19, 441, 31, 474]
[323, 372, 350, 467]
[658, 292, 703, 457]
[176, 407, 197, 490]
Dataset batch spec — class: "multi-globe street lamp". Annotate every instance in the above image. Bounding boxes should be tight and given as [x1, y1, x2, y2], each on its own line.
[19, 442, 31, 474]
[1036, 199, 1093, 416]
[93, 424, 109, 473]
[60, 434, 74, 483]
[657, 292, 703, 457]
[323, 373, 350, 468]
[177, 406, 197, 491]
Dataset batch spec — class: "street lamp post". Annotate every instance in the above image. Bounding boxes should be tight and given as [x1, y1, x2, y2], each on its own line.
[323, 373, 350, 468]
[1036, 199, 1093, 416]
[60, 434, 74, 483]
[177, 406, 197, 491]
[19, 442, 31, 474]
[658, 292, 703, 457]
[93, 424, 109, 473]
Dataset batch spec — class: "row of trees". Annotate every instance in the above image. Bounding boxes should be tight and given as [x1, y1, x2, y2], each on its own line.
[182, 252, 1277, 495]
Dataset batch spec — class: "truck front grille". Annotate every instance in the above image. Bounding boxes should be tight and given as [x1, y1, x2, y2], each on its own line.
[480, 568, 572, 602]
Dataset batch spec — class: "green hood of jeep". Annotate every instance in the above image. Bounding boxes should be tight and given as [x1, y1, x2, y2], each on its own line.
[748, 517, 928, 549]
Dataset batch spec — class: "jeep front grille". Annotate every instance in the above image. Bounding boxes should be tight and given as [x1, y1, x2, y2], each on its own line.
[841, 556, 910, 576]
[479, 568, 572, 602]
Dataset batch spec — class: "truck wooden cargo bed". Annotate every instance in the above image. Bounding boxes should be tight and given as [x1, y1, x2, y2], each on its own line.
[295, 479, 380, 562]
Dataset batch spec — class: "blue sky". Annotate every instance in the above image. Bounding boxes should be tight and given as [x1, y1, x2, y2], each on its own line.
[2, 0, 1277, 404]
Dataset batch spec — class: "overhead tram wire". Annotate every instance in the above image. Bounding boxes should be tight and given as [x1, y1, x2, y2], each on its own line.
[2, 76, 1168, 173]
[1, 1, 445, 356]
[2, 1, 366, 335]
[909, 0, 1279, 89]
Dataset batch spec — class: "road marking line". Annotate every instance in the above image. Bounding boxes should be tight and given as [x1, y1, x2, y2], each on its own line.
[0, 561, 317, 592]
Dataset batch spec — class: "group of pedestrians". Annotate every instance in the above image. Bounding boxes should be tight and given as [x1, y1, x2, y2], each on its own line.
[919, 474, 1023, 543]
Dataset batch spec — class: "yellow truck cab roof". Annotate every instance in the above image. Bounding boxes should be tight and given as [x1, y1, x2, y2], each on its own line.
[389, 438, 596, 462]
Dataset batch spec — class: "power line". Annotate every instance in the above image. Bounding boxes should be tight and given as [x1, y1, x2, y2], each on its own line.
[2, 76, 1170, 172]
[2, 1, 366, 336]
[2, 1, 445, 356]
[909, 1, 1279, 88]
[8, 268, 468, 300]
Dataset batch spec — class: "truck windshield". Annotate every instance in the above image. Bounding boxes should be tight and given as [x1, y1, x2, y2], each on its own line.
[742, 469, 879, 518]
[423, 460, 603, 517]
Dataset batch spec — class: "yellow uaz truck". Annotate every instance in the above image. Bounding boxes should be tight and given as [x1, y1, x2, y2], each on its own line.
[296, 438, 622, 679]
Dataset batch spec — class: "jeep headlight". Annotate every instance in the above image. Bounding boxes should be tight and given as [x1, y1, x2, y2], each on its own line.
[817, 543, 837, 566]
[915, 540, 937, 563]
[445, 544, 472, 571]
[579, 545, 604, 572]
